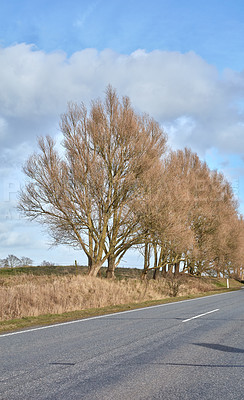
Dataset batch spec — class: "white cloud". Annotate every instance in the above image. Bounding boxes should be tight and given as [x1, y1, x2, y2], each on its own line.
[0, 230, 31, 248]
[164, 116, 196, 150]
[0, 44, 243, 156]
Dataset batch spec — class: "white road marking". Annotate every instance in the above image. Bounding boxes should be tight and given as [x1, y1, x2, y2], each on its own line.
[182, 308, 219, 323]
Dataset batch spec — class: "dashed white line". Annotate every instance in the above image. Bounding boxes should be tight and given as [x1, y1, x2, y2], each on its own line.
[182, 308, 219, 323]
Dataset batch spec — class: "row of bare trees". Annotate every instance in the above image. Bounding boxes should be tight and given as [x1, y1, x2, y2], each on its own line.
[0, 255, 33, 268]
[18, 86, 244, 279]
[138, 148, 244, 280]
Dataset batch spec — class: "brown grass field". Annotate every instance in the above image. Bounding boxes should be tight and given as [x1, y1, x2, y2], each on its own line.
[0, 266, 240, 322]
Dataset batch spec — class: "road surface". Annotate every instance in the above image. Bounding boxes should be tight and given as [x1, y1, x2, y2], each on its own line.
[1, 290, 244, 399]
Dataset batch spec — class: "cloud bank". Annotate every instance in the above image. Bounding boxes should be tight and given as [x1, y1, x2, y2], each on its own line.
[0, 43, 244, 156]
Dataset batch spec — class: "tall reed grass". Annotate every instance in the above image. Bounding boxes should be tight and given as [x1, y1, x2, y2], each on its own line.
[0, 274, 214, 321]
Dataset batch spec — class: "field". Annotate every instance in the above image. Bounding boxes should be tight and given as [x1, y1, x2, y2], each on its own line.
[0, 265, 242, 333]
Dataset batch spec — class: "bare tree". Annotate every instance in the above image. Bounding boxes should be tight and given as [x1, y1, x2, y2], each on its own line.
[135, 152, 194, 279]
[1, 254, 21, 268]
[18, 86, 167, 277]
[40, 260, 55, 266]
[20, 257, 33, 266]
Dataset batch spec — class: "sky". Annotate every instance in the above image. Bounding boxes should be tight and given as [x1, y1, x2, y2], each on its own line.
[0, 0, 244, 266]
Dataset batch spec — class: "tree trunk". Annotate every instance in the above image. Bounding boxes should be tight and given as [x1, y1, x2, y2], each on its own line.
[142, 241, 150, 278]
[141, 270, 148, 280]
[182, 261, 187, 272]
[168, 264, 173, 274]
[88, 255, 92, 273]
[106, 255, 116, 279]
[161, 264, 167, 277]
[174, 262, 180, 275]
[153, 243, 159, 280]
[188, 264, 194, 275]
[88, 262, 102, 277]
[153, 268, 160, 280]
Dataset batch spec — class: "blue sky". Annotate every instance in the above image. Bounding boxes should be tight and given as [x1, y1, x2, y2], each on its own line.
[1, 0, 244, 70]
[0, 0, 244, 266]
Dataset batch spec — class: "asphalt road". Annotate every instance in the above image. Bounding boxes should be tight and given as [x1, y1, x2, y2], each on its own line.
[1, 290, 244, 399]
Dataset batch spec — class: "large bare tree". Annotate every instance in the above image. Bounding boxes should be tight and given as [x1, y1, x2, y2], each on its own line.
[18, 86, 167, 276]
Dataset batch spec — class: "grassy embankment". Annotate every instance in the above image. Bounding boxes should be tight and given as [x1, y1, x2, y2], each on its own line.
[0, 265, 242, 333]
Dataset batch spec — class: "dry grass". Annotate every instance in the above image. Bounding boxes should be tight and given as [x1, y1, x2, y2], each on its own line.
[0, 273, 220, 321]
[178, 276, 214, 295]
